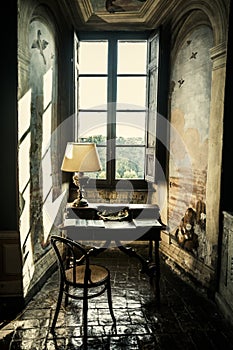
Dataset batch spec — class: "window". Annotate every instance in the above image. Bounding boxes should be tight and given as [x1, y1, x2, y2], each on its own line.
[77, 32, 149, 188]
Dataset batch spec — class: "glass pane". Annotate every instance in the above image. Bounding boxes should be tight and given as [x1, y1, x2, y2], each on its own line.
[118, 41, 147, 74]
[79, 41, 108, 74]
[88, 146, 106, 179]
[116, 111, 145, 145]
[79, 77, 107, 109]
[78, 111, 107, 145]
[116, 147, 145, 179]
[117, 77, 146, 109]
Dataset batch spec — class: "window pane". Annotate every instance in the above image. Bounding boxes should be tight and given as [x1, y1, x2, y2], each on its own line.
[117, 77, 146, 109]
[116, 147, 145, 179]
[116, 111, 145, 145]
[118, 41, 147, 74]
[97, 146, 106, 179]
[88, 146, 106, 179]
[78, 111, 107, 145]
[78, 37, 148, 184]
[79, 41, 108, 74]
[79, 77, 107, 109]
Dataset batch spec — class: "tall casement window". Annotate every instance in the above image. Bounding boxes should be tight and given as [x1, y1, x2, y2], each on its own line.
[77, 32, 155, 189]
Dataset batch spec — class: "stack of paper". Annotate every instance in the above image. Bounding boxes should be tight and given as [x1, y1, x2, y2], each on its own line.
[86, 220, 105, 227]
[132, 219, 162, 227]
[64, 219, 87, 227]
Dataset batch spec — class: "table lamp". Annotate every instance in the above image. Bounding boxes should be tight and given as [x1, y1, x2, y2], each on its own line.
[61, 142, 101, 207]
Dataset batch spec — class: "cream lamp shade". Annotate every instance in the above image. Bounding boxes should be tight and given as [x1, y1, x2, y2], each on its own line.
[61, 142, 101, 172]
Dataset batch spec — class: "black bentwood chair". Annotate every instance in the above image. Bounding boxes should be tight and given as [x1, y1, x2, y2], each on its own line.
[50, 235, 116, 348]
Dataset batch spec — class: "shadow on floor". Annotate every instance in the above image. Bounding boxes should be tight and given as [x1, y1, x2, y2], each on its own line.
[1, 245, 233, 349]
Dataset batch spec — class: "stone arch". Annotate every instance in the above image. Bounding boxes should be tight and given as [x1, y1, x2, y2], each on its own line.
[171, 10, 212, 65]
[18, 1, 60, 98]
[170, 0, 229, 49]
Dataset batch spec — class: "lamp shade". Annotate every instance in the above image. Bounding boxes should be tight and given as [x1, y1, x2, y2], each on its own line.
[61, 142, 101, 172]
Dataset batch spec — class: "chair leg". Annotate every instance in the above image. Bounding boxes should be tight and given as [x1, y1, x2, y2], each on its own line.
[51, 285, 63, 333]
[65, 285, 69, 306]
[83, 289, 88, 350]
[106, 279, 116, 324]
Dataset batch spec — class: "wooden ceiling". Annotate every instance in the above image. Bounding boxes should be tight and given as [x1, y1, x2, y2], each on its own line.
[60, 0, 174, 31]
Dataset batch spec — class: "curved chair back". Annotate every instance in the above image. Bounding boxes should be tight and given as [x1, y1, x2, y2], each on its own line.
[50, 234, 90, 286]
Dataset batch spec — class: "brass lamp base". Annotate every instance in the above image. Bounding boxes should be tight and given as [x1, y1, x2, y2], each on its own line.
[72, 173, 89, 207]
[72, 197, 88, 207]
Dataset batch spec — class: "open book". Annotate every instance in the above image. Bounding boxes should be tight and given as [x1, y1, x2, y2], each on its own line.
[63, 219, 86, 227]
[63, 219, 105, 227]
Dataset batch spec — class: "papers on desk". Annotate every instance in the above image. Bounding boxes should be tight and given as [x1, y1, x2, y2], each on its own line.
[63, 219, 84, 227]
[132, 219, 162, 227]
[63, 219, 105, 228]
[63, 218, 162, 229]
[104, 221, 135, 229]
[87, 220, 105, 227]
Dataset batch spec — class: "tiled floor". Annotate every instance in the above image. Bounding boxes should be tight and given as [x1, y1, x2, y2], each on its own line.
[1, 244, 233, 349]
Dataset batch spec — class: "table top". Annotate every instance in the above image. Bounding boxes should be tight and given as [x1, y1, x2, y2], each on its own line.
[61, 202, 167, 242]
[58, 217, 164, 242]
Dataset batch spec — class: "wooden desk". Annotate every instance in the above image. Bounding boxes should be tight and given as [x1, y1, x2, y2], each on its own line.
[60, 203, 166, 303]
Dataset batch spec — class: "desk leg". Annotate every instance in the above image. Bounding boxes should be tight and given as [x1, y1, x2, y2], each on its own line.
[88, 240, 112, 257]
[148, 240, 153, 261]
[116, 241, 151, 273]
[115, 240, 160, 303]
[149, 240, 160, 305]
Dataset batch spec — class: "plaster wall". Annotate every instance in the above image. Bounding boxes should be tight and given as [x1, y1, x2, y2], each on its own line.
[159, 1, 229, 293]
[168, 25, 213, 258]
[17, 0, 71, 301]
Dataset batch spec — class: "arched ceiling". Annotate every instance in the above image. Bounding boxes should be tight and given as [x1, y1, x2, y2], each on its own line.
[59, 0, 177, 31]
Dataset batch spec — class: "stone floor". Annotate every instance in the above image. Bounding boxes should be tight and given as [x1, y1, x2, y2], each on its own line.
[1, 244, 233, 349]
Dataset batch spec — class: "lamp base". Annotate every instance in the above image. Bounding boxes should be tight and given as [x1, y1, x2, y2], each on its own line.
[71, 173, 89, 207]
[72, 197, 88, 207]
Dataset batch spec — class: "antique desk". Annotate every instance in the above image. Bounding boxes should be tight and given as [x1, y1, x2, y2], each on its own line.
[60, 203, 166, 303]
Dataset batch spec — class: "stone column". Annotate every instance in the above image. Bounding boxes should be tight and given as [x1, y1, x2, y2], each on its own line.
[205, 42, 227, 269]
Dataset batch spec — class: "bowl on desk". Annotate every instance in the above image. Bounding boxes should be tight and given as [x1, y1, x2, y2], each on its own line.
[97, 206, 130, 221]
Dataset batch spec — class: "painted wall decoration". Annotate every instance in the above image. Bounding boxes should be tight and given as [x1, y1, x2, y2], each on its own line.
[175, 200, 206, 256]
[18, 19, 61, 297]
[90, 0, 147, 13]
[168, 25, 213, 263]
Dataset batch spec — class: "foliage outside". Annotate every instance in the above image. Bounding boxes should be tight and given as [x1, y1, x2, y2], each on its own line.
[80, 135, 145, 179]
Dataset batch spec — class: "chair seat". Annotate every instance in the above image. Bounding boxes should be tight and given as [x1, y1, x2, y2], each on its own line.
[66, 264, 109, 285]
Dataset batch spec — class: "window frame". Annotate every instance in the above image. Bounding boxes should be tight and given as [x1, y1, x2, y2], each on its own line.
[77, 31, 152, 190]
